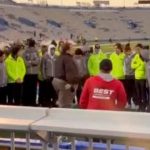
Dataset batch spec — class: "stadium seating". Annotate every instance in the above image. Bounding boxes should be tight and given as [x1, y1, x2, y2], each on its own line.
[47, 19, 61, 28]
[0, 4, 150, 41]
[0, 18, 9, 31]
[18, 17, 36, 27]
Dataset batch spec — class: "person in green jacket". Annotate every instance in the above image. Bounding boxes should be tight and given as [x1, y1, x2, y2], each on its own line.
[5, 44, 26, 105]
[110, 43, 125, 80]
[131, 43, 147, 111]
[87, 44, 106, 76]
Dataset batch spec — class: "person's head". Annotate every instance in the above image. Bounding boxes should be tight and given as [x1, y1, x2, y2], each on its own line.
[11, 44, 21, 58]
[134, 43, 143, 53]
[124, 43, 132, 55]
[41, 45, 48, 55]
[48, 44, 55, 56]
[94, 44, 101, 54]
[0, 50, 5, 62]
[27, 38, 36, 48]
[75, 48, 84, 56]
[58, 40, 64, 47]
[61, 42, 72, 55]
[100, 59, 112, 73]
[51, 40, 57, 47]
[114, 43, 123, 54]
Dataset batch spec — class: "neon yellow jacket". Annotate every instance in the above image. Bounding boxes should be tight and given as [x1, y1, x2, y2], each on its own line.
[55, 47, 61, 56]
[5, 55, 26, 83]
[88, 51, 106, 76]
[109, 52, 125, 79]
[131, 53, 146, 79]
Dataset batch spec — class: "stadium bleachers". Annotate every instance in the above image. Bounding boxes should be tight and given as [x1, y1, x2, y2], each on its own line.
[18, 17, 36, 27]
[0, 4, 150, 41]
[0, 18, 9, 31]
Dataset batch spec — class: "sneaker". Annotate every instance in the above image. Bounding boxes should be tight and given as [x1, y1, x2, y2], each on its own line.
[132, 105, 139, 110]
[125, 103, 131, 109]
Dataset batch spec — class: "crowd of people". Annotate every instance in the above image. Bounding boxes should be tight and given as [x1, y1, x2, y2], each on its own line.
[0, 38, 149, 112]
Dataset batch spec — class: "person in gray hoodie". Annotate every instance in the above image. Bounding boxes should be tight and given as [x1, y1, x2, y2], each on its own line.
[22, 39, 40, 106]
[139, 45, 150, 111]
[0, 50, 7, 104]
[73, 48, 89, 102]
[124, 43, 137, 108]
[41, 44, 57, 107]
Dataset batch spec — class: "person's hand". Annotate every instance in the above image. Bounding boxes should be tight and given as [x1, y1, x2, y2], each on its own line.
[16, 78, 22, 83]
[65, 84, 71, 90]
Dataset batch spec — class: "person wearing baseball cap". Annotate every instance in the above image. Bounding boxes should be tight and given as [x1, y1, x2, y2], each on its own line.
[80, 59, 127, 110]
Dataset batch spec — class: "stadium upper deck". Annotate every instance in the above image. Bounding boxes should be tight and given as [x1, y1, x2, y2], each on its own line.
[0, 2, 150, 42]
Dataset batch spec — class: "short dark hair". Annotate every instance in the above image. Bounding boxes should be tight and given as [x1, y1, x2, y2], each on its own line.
[11, 44, 21, 56]
[0, 50, 4, 57]
[27, 38, 36, 47]
[136, 43, 143, 49]
[61, 42, 71, 55]
[75, 48, 83, 55]
[115, 43, 123, 52]
[100, 59, 112, 73]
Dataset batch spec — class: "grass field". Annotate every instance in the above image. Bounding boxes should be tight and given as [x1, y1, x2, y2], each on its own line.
[100, 41, 150, 53]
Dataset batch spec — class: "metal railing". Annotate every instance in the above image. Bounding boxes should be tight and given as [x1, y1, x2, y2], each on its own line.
[0, 106, 149, 150]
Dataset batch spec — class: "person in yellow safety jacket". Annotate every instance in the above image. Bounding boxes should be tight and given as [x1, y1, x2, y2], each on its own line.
[55, 40, 64, 56]
[5, 44, 26, 105]
[109, 43, 125, 80]
[131, 43, 147, 111]
[37, 45, 48, 106]
[88, 44, 106, 76]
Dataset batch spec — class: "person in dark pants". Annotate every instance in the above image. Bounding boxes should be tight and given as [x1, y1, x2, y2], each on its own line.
[5, 44, 26, 105]
[0, 50, 7, 104]
[131, 44, 147, 111]
[73, 48, 89, 103]
[41, 44, 57, 107]
[22, 39, 40, 106]
[124, 43, 137, 108]
[38, 45, 48, 106]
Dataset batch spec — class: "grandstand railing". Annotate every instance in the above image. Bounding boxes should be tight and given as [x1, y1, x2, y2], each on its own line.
[0, 106, 150, 150]
[31, 108, 150, 150]
[0, 105, 48, 150]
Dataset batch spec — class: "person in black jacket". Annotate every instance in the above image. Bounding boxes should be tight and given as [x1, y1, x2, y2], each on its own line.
[52, 42, 80, 108]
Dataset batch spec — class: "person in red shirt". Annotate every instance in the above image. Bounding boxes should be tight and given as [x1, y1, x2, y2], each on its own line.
[79, 59, 127, 110]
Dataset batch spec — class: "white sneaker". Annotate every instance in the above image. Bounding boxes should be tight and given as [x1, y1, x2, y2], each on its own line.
[132, 105, 139, 110]
[125, 103, 131, 109]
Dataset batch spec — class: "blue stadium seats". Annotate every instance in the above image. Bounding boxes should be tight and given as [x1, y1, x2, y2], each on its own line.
[84, 20, 96, 28]
[0, 18, 9, 31]
[18, 17, 36, 27]
[47, 19, 61, 28]
[59, 141, 145, 150]
[127, 20, 138, 29]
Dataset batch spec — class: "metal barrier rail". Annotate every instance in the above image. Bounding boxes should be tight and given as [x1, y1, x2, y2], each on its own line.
[0, 105, 49, 150]
[0, 106, 149, 150]
[31, 108, 150, 150]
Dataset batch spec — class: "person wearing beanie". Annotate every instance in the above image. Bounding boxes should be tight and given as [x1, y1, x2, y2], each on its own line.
[40, 44, 57, 107]
[0, 50, 7, 104]
[80, 59, 127, 110]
